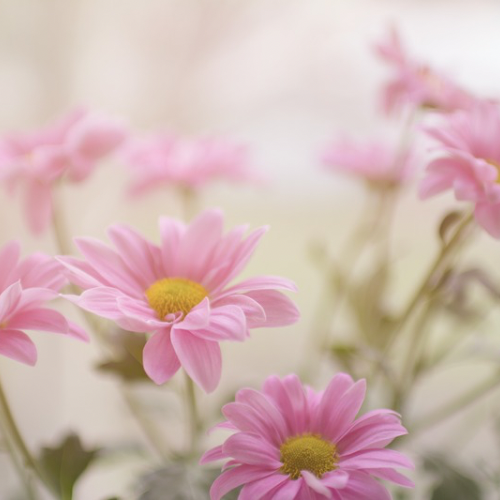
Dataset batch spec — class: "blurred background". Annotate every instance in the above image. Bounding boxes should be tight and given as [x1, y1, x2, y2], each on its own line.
[1, 0, 500, 498]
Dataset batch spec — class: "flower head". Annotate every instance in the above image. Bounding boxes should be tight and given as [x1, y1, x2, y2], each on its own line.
[0, 109, 126, 234]
[58, 209, 299, 392]
[0, 241, 87, 365]
[375, 27, 474, 114]
[420, 102, 500, 237]
[322, 137, 415, 188]
[202, 373, 414, 499]
[123, 133, 262, 196]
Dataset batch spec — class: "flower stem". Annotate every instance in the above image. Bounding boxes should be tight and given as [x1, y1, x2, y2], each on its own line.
[184, 372, 201, 457]
[0, 374, 47, 498]
[411, 369, 500, 435]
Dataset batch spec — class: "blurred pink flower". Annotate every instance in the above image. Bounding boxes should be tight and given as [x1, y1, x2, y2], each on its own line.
[420, 102, 500, 237]
[0, 241, 87, 365]
[0, 109, 126, 234]
[322, 137, 415, 187]
[375, 28, 475, 114]
[202, 373, 414, 499]
[58, 209, 299, 392]
[123, 134, 262, 195]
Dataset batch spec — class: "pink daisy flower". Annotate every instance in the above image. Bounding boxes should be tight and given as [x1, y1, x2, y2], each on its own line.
[0, 241, 87, 365]
[57, 209, 299, 392]
[420, 102, 500, 237]
[123, 133, 262, 196]
[202, 373, 414, 500]
[322, 137, 415, 187]
[375, 27, 474, 115]
[0, 109, 126, 234]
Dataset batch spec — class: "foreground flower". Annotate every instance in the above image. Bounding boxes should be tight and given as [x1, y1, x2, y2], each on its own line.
[0, 109, 126, 234]
[0, 241, 87, 365]
[58, 209, 299, 392]
[123, 133, 261, 196]
[420, 102, 500, 237]
[322, 137, 415, 188]
[202, 373, 413, 499]
[375, 27, 474, 114]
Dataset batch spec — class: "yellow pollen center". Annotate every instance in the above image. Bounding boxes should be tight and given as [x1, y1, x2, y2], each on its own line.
[279, 434, 338, 480]
[145, 277, 208, 319]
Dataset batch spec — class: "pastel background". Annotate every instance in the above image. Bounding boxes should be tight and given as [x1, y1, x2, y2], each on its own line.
[1, 0, 500, 498]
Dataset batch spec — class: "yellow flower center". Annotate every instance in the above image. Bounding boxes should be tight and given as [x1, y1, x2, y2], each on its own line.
[279, 434, 338, 480]
[145, 277, 208, 319]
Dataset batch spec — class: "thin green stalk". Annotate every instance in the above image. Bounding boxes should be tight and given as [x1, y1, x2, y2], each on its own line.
[0, 375, 47, 497]
[411, 369, 500, 435]
[185, 372, 201, 457]
[384, 212, 474, 355]
[179, 186, 198, 222]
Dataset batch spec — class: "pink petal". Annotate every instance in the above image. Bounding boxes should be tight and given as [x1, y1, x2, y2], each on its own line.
[270, 478, 303, 500]
[8, 307, 70, 333]
[200, 445, 227, 464]
[72, 287, 124, 320]
[158, 216, 185, 276]
[15, 253, 66, 291]
[302, 470, 332, 498]
[0, 329, 37, 365]
[56, 256, 106, 289]
[0, 241, 20, 291]
[243, 290, 300, 327]
[211, 294, 266, 325]
[335, 471, 391, 500]
[322, 470, 349, 489]
[107, 224, 161, 288]
[369, 468, 414, 488]
[0, 281, 23, 321]
[182, 304, 247, 342]
[239, 473, 290, 500]
[222, 432, 281, 467]
[170, 330, 221, 393]
[175, 209, 224, 280]
[210, 465, 274, 500]
[475, 202, 500, 238]
[339, 448, 414, 470]
[177, 297, 211, 329]
[219, 276, 297, 300]
[67, 321, 89, 342]
[143, 329, 181, 384]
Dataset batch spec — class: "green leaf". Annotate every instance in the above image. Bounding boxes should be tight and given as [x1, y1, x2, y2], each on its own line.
[96, 330, 150, 382]
[438, 210, 463, 245]
[37, 433, 100, 500]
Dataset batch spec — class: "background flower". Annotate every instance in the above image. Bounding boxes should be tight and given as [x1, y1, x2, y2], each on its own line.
[202, 373, 413, 499]
[0, 240, 87, 365]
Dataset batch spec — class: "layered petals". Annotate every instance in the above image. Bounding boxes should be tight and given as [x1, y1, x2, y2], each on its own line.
[203, 374, 413, 499]
[59, 209, 299, 392]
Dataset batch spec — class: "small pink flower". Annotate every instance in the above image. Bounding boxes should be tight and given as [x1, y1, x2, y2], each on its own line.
[0, 109, 126, 234]
[322, 137, 415, 187]
[0, 241, 87, 365]
[375, 28, 475, 114]
[123, 133, 261, 196]
[420, 102, 500, 237]
[58, 209, 299, 392]
[202, 373, 414, 499]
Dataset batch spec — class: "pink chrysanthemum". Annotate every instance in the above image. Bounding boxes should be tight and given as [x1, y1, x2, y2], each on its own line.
[0, 241, 87, 365]
[419, 102, 500, 238]
[123, 133, 262, 196]
[0, 109, 126, 234]
[375, 28, 474, 115]
[202, 373, 414, 500]
[58, 209, 299, 392]
[322, 137, 415, 187]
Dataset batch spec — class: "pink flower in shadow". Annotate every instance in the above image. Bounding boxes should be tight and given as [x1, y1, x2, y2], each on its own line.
[202, 373, 414, 499]
[420, 102, 500, 237]
[123, 134, 263, 196]
[0, 241, 87, 365]
[58, 209, 299, 392]
[375, 28, 475, 115]
[322, 137, 416, 188]
[0, 109, 126, 234]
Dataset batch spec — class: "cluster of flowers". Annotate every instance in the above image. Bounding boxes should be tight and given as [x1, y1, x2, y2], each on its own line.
[2, 26, 496, 499]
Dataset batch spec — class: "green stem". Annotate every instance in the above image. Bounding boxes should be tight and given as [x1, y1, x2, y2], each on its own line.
[411, 369, 500, 435]
[179, 186, 198, 222]
[384, 212, 474, 354]
[185, 372, 201, 457]
[0, 375, 47, 497]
